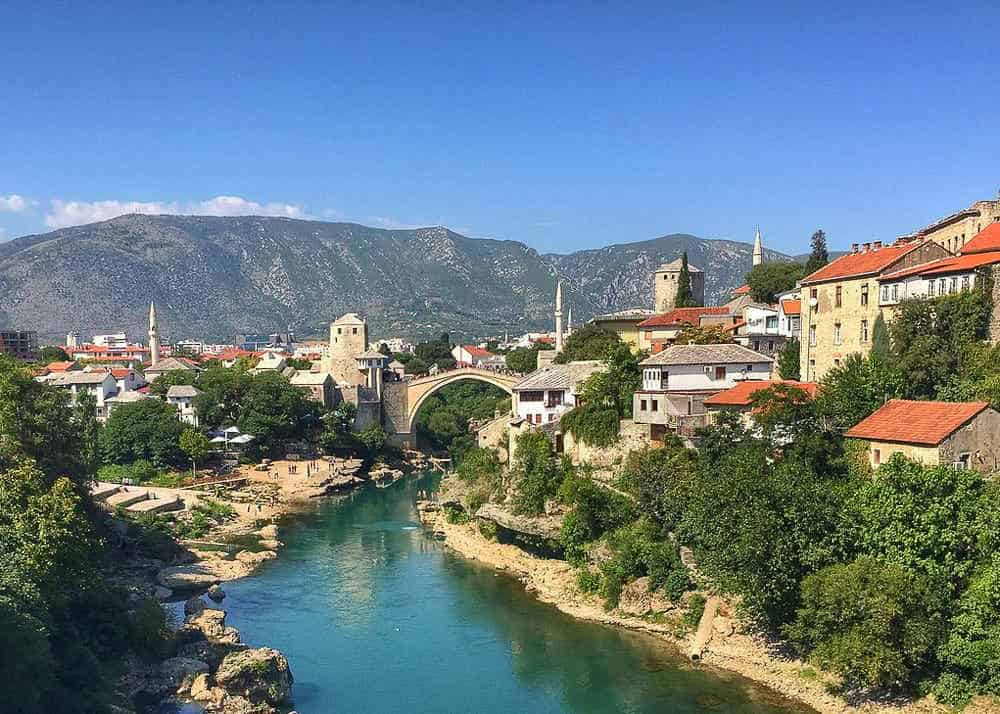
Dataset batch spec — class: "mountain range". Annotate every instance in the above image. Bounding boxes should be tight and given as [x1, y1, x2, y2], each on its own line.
[0, 214, 795, 342]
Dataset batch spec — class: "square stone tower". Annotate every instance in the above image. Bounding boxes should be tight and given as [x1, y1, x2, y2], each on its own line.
[323, 313, 369, 386]
[654, 259, 705, 312]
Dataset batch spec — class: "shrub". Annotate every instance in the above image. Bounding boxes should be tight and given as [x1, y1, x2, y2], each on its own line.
[560, 403, 620, 447]
[576, 568, 601, 595]
[444, 505, 470, 524]
[683, 594, 707, 628]
[478, 520, 498, 541]
[785, 558, 944, 688]
[511, 431, 562, 516]
[129, 598, 171, 661]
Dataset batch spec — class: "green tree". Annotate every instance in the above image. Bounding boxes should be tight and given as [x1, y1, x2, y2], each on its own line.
[179, 428, 210, 475]
[148, 369, 196, 398]
[38, 346, 70, 364]
[674, 251, 699, 307]
[377, 342, 392, 356]
[192, 365, 253, 428]
[553, 325, 622, 364]
[100, 398, 186, 467]
[511, 430, 561, 515]
[816, 353, 904, 432]
[745, 262, 807, 304]
[804, 229, 829, 275]
[618, 440, 698, 532]
[357, 423, 387, 453]
[236, 371, 322, 455]
[72, 390, 101, 476]
[839, 455, 996, 599]
[786, 558, 943, 688]
[871, 313, 890, 360]
[578, 343, 642, 417]
[505, 346, 542, 373]
[777, 338, 801, 380]
[0, 355, 86, 485]
[414, 334, 455, 370]
[673, 324, 734, 345]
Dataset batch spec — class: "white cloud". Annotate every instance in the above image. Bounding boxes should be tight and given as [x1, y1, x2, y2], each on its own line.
[0, 194, 33, 213]
[44, 195, 311, 229]
[370, 216, 428, 230]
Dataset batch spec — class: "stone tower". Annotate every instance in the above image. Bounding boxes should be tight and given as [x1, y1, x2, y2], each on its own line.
[753, 227, 763, 267]
[653, 259, 705, 312]
[324, 313, 369, 386]
[148, 301, 160, 367]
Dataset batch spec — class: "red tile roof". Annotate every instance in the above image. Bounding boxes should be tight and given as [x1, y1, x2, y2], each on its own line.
[732, 285, 751, 295]
[960, 223, 1000, 255]
[460, 344, 496, 358]
[110, 368, 133, 378]
[704, 380, 818, 407]
[845, 400, 990, 446]
[46, 361, 75, 372]
[722, 319, 745, 333]
[921, 251, 1000, 276]
[801, 242, 921, 284]
[780, 299, 801, 315]
[638, 306, 732, 328]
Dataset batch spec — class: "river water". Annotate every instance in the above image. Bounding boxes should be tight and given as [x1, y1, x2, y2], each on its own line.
[206, 473, 809, 713]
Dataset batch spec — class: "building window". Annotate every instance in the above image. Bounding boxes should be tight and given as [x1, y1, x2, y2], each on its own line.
[833, 323, 842, 345]
[950, 277, 958, 293]
[808, 359, 815, 380]
[873, 448, 881, 465]
[939, 278, 946, 294]
[337, 328, 342, 335]
[928, 281, 935, 297]
[640, 399, 647, 411]
[753, 340, 759, 351]
[352, 328, 358, 335]
[861, 283, 869, 306]
[520, 391, 543, 402]
[881, 285, 889, 302]
[810, 288, 818, 310]
[651, 399, 658, 411]
[548, 414, 555, 422]
[809, 325, 816, 346]
[768, 340, 774, 351]
[961, 275, 970, 291]
[861, 319, 869, 342]
[835, 286, 842, 307]
[714, 366, 726, 380]
[834, 358, 841, 368]
[955, 453, 970, 470]
[765, 316, 778, 330]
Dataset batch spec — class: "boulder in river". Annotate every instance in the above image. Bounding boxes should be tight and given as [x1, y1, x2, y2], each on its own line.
[215, 647, 293, 706]
[475, 503, 563, 541]
[157, 565, 219, 591]
[207, 584, 226, 602]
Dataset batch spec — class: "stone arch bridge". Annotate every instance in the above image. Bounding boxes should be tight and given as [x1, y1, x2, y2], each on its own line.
[382, 367, 520, 447]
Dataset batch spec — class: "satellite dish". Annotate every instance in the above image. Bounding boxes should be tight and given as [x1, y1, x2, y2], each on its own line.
[808, 297, 819, 307]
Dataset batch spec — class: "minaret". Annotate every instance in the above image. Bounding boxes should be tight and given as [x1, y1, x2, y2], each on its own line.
[752, 227, 763, 267]
[567, 308, 573, 336]
[554, 280, 564, 353]
[148, 301, 160, 367]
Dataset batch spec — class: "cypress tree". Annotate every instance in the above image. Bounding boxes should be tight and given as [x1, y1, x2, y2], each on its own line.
[804, 230, 829, 275]
[675, 252, 699, 307]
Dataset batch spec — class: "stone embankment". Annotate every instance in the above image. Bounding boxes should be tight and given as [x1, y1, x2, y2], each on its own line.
[416, 499, 954, 714]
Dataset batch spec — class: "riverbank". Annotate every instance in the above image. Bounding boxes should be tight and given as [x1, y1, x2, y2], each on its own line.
[111, 454, 397, 712]
[416, 503, 964, 714]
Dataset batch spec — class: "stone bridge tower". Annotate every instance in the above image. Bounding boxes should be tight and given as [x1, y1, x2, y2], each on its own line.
[323, 313, 368, 386]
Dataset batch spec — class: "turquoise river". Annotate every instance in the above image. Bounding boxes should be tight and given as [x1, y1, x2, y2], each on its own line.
[176, 472, 811, 713]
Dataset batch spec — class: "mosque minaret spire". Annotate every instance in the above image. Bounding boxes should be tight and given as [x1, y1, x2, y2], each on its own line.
[148, 301, 160, 367]
[554, 280, 564, 353]
[752, 226, 763, 267]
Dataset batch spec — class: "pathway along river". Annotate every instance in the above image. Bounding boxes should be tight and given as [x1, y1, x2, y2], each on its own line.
[193, 473, 812, 713]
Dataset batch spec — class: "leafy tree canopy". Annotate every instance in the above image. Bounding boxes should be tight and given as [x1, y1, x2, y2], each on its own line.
[553, 325, 622, 364]
[777, 338, 800, 380]
[804, 229, 829, 275]
[745, 261, 807, 304]
[673, 324, 734, 345]
[101, 398, 186, 467]
[38, 345, 70, 364]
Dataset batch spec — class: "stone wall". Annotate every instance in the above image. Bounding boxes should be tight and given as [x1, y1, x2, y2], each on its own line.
[987, 264, 1000, 345]
[562, 419, 651, 468]
[381, 381, 408, 437]
[940, 407, 1000, 474]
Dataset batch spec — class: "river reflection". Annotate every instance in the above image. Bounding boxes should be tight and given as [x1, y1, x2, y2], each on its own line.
[218, 473, 812, 714]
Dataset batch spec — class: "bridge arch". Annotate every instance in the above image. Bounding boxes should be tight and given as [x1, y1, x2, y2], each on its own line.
[402, 368, 519, 436]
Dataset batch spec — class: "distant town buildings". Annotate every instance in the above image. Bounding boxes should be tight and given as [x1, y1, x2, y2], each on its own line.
[0, 329, 38, 360]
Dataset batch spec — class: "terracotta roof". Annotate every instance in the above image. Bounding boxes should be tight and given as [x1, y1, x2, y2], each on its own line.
[879, 258, 957, 282]
[921, 251, 1000, 276]
[638, 306, 732, 328]
[732, 285, 751, 295]
[845, 399, 990, 446]
[460, 344, 495, 359]
[110, 368, 133, 378]
[961, 223, 1000, 255]
[704, 380, 818, 407]
[722, 319, 745, 333]
[801, 242, 921, 284]
[46, 361, 75, 372]
[780, 299, 801, 315]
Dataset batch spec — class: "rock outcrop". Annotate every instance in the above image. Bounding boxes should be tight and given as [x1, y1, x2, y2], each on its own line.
[214, 648, 294, 707]
[475, 503, 563, 541]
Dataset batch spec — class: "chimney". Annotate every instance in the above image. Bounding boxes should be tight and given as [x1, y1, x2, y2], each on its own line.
[862, 242, 871, 253]
[851, 243, 859, 254]
[873, 240, 882, 249]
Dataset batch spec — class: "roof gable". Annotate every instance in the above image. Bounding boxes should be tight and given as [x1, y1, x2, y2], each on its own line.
[802, 242, 922, 284]
[637, 306, 732, 328]
[960, 223, 1000, 255]
[845, 399, 990, 446]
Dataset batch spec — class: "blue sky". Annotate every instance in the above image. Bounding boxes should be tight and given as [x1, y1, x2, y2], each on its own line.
[0, 2, 996, 255]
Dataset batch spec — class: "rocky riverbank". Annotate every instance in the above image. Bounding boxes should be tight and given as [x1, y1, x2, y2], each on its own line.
[109, 455, 404, 713]
[416, 501, 973, 714]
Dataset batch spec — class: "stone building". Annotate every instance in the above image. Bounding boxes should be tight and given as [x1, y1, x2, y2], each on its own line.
[846, 399, 1000, 474]
[799, 239, 949, 381]
[323, 313, 369, 386]
[654, 258, 705, 313]
[586, 309, 655, 352]
[904, 196, 1000, 254]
